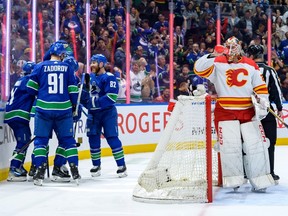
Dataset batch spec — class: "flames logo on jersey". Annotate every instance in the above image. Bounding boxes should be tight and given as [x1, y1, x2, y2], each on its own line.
[226, 68, 248, 87]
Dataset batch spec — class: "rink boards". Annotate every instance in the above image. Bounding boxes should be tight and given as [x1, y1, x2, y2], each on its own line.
[0, 103, 288, 181]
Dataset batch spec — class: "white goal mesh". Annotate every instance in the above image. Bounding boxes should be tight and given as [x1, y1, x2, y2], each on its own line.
[133, 95, 218, 203]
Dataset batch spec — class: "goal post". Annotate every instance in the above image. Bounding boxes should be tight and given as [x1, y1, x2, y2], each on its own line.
[132, 95, 216, 203]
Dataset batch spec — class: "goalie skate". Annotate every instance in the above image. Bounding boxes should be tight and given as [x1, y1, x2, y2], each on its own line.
[117, 165, 127, 178]
[251, 187, 267, 193]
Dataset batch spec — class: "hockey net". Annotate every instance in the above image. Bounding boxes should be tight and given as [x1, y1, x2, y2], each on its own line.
[133, 95, 219, 203]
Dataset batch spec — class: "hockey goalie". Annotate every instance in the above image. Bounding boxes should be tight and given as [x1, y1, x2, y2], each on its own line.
[194, 36, 275, 192]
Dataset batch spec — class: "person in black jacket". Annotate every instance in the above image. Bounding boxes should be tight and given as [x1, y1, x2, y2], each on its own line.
[247, 44, 283, 183]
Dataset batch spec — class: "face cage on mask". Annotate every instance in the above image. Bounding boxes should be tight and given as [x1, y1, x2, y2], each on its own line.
[226, 43, 241, 62]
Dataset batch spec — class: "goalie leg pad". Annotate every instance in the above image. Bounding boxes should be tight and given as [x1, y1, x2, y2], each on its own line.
[241, 120, 275, 190]
[218, 121, 245, 188]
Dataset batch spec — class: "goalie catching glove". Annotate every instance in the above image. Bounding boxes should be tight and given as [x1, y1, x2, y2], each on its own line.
[251, 94, 269, 120]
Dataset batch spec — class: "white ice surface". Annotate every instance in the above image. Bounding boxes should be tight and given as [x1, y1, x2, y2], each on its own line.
[1, 146, 288, 216]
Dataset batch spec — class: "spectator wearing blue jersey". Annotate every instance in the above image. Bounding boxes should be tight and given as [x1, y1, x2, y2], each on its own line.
[26, 42, 80, 186]
[109, 0, 125, 23]
[5, 61, 36, 182]
[80, 54, 127, 178]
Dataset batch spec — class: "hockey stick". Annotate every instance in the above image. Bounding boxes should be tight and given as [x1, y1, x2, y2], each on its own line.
[74, 72, 86, 147]
[267, 107, 288, 129]
[9, 137, 36, 161]
[46, 150, 50, 178]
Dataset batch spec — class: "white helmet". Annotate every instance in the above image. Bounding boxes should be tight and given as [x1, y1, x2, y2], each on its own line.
[224, 36, 242, 62]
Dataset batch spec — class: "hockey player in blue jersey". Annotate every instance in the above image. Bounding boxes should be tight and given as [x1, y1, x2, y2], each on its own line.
[81, 54, 127, 178]
[26, 42, 80, 186]
[51, 55, 81, 182]
[5, 61, 36, 182]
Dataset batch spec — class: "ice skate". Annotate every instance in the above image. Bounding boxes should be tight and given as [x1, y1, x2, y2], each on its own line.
[251, 187, 267, 193]
[117, 165, 127, 178]
[33, 163, 47, 186]
[90, 166, 101, 177]
[271, 173, 280, 185]
[27, 164, 37, 181]
[70, 163, 81, 185]
[51, 165, 71, 182]
[7, 167, 27, 182]
[233, 186, 240, 192]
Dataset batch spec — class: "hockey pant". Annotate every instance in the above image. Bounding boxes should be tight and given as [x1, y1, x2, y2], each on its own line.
[8, 121, 31, 170]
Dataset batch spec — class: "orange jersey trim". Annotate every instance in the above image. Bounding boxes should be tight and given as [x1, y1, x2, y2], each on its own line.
[217, 97, 253, 109]
[194, 65, 214, 78]
[254, 84, 268, 94]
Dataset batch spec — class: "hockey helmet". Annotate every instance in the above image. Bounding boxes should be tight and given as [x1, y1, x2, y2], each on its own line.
[224, 36, 242, 62]
[22, 61, 36, 75]
[55, 40, 73, 52]
[49, 42, 67, 57]
[90, 54, 107, 66]
[247, 44, 264, 57]
[63, 56, 79, 72]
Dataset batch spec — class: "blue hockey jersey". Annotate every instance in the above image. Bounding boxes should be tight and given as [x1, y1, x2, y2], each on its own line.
[81, 72, 119, 113]
[4, 75, 35, 124]
[26, 60, 78, 114]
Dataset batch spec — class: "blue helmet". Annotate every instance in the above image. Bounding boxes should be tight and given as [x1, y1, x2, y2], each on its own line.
[90, 54, 107, 66]
[63, 56, 79, 72]
[49, 42, 67, 56]
[22, 61, 36, 75]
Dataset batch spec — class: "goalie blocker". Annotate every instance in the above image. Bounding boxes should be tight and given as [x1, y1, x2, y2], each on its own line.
[219, 120, 274, 190]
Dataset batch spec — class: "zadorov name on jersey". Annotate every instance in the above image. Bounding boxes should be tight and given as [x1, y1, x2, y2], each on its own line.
[44, 65, 68, 72]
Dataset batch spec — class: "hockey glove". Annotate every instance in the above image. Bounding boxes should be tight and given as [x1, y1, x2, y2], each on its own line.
[80, 89, 90, 109]
[73, 104, 82, 123]
[251, 94, 268, 120]
[258, 96, 270, 110]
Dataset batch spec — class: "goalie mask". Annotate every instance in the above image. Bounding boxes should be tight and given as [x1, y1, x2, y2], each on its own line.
[224, 36, 242, 62]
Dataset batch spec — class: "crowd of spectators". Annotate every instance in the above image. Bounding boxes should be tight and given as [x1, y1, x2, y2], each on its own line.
[2, 0, 288, 103]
